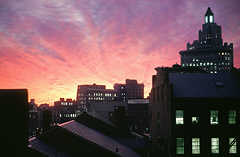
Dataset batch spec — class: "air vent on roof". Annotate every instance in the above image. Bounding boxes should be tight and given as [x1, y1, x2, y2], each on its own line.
[216, 81, 224, 87]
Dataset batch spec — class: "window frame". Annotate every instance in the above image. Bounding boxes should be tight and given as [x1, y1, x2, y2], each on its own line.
[211, 138, 219, 154]
[210, 110, 219, 125]
[176, 138, 184, 154]
[192, 138, 200, 154]
[176, 110, 184, 125]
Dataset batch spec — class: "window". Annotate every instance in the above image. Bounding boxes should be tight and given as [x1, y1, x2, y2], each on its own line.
[205, 16, 208, 23]
[228, 110, 236, 124]
[176, 138, 184, 154]
[210, 110, 219, 124]
[229, 138, 237, 154]
[176, 110, 184, 124]
[209, 15, 213, 23]
[192, 117, 200, 124]
[192, 138, 200, 154]
[211, 138, 219, 154]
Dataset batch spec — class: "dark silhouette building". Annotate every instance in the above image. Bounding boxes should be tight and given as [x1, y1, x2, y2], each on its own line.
[53, 98, 78, 123]
[29, 113, 147, 157]
[0, 89, 29, 156]
[114, 79, 144, 102]
[150, 67, 240, 157]
[179, 7, 233, 73]
[127, 99, 149, 134]
[28, 99, 39, 137]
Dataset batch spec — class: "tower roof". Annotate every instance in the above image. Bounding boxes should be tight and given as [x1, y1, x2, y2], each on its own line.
[205, 7, 214, 16]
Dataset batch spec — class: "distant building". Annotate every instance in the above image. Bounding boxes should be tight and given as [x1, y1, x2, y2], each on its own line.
[87, 101, 127, 123]
[38, 103, 50, 110]
[114, 79, 144, 102]
[179, 7, 234, 73]
[53, 98, 78, 123]
[150, 67, 240, 157]
[28, 99, 39, 137]
[76, 84, 117, 108]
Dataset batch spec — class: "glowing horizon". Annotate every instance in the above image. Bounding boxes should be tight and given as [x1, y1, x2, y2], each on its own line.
[0, 0, 240, 105]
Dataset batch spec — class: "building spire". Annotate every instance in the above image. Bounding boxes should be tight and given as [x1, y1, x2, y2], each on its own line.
[205, 7, 214, 16]
[205, 7, 214, 24]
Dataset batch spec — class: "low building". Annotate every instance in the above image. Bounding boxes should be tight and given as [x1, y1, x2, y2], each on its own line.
[127, 99, 149, 134]
[150, 67, 240, 157]
[53, 98, 78, 124]
[0, 89, 29, 156]
[29, 99, 39, 137]
[29, 113, 148, 157]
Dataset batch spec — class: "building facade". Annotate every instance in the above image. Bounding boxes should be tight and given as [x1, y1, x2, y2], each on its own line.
[179, 7, 233, 73]
[53, 98, 78, 123]
[127, 99, 149, 134]
[76, 84, 117, 106]
[150, 67, 240, 157]
[114, 79, 144, 102]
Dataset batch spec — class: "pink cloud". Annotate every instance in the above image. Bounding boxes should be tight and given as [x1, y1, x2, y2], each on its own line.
[0, 0, 239, 104]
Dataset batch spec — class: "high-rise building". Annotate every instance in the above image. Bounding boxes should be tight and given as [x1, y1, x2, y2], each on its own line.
[114, 79, 144, 102]
[179, 7, 233, 73]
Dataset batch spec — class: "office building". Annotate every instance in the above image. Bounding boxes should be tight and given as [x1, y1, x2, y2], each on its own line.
[179, 7, 234, 73]
[76, 84, 117, 107]
[114, 79, 144, 102]
[53, 98, 78, 123]
[150, 67, 240, 157]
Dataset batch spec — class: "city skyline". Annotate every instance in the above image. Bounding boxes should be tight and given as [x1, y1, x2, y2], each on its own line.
[1, 0, 240, 105]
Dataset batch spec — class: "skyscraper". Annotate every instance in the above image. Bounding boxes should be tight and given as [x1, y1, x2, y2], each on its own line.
[179, 7, 233, 73]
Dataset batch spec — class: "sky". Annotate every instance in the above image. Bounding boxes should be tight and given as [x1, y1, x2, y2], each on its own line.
[0, 0, 240, 105]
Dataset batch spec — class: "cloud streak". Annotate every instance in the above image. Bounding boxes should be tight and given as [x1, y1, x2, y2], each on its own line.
[0, 0, 239, 104]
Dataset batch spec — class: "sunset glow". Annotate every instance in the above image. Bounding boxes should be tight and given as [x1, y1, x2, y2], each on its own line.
[1, 0, 240, 105]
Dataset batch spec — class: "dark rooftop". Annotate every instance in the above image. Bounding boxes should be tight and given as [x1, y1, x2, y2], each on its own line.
[169, 72, 240, 98]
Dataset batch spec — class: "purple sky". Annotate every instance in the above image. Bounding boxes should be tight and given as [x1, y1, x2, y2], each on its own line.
[0, 0, 239, 104]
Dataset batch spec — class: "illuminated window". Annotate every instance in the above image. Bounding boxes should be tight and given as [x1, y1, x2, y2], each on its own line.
[192, 117, 200, 124]
[229, 138, 237, 154]
[205, 16, 208, 23]
[210, 110, 219, 125]
[176, 138, 184, 154]
[209, 15, 213, 23]
[211, 138, 219, 154]
[176, 110, 184, 124]
[192, 138, 200, 154]
[228, 110, 236, 124]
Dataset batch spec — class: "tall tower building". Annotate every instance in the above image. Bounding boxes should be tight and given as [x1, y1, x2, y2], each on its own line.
[179, 7, 233, 73]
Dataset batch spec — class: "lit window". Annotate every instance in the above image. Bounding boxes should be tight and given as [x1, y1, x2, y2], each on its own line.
[176, 110, 184, 124]
[209, 15, 213, 23]
[229, 138, 237, 154]
[192, 138, 200, 154]
[228, 110, 236, 124]
[210, 110, 219, 125]
[192, 117, 200, 124]
[176, 138, 184, 154]
[205, 16, 208, 23]
[211, 138, 219, 154]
